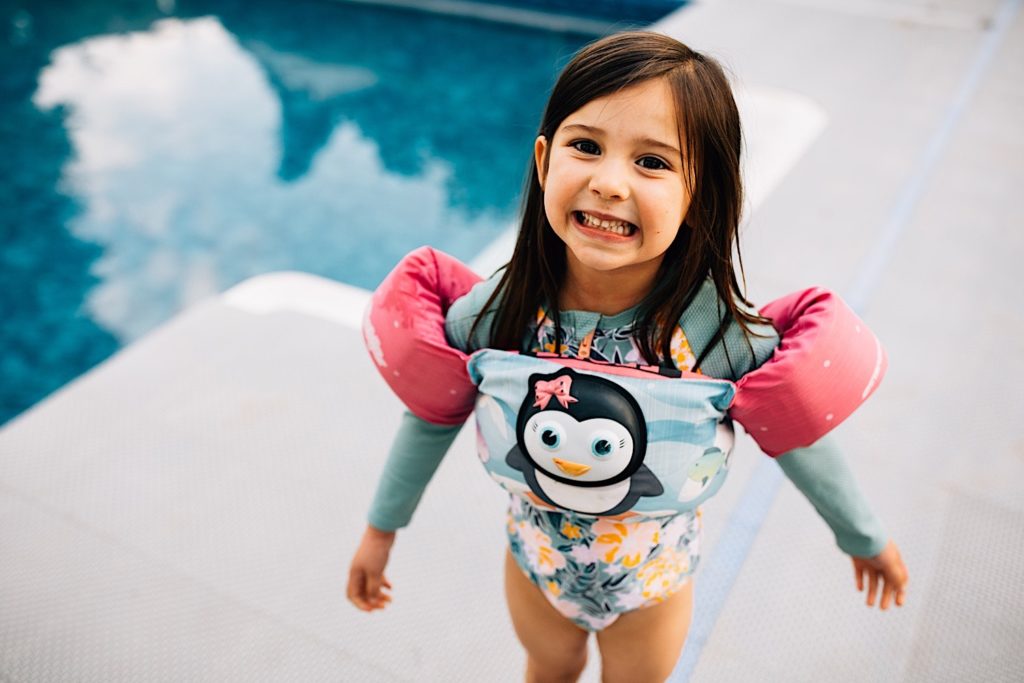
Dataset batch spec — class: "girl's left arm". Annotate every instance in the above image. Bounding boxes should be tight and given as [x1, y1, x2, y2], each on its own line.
[776, 436, 909, 609]
[682, 282, 907, 607]
[775, 435, 886, 557]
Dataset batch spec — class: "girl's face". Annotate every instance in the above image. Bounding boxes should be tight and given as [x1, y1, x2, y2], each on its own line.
[535, 77, 690, 283]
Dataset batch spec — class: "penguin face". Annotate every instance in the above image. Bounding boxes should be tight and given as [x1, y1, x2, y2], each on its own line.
[523, 411, 635, 484]
[516, 368, 647, 487]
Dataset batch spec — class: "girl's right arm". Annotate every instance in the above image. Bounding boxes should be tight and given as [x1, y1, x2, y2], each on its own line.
[347, 275, 502, 611]
[348, 412, 462, 611]
[366, 413, 464, 531]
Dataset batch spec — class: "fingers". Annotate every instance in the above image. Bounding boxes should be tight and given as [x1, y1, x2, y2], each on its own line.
[889, 560, 909, 609]
[346, 526, 397, 612]
[366, 574, 392, 610]
[866, 571, 879, 607]
[895, 584, 907, 607]
[347, 567, 392, 611]
[880, 563, 911, 610]
[855, 564, 909, 611]
[853, 540, 910, 611]
[879, 580, 895, 610]
[347, 568, 370, 611]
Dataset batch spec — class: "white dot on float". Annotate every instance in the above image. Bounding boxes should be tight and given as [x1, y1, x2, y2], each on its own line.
[393, 370, 401, 377]
[825, 413, 834, 421]
[449, 389, 457, 395]
[855, 325, 861, 333]
[823, 359, 831, 368]
[393, 320, 399, 328]
[760, 426, 769, 432]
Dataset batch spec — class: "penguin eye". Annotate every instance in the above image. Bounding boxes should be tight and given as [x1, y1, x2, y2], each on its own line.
[537, 422, 563, 450]
[589, 430, 620, 459]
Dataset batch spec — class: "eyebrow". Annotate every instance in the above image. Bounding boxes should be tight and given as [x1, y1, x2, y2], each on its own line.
[560, 123, 682, 158]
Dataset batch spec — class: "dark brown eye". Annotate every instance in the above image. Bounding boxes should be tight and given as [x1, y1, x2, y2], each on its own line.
[638, 156, 668, 170]
[571, 139, 600, 155]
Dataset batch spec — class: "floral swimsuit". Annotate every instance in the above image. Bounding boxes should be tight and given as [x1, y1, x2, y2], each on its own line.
[503, 310, 703, 631]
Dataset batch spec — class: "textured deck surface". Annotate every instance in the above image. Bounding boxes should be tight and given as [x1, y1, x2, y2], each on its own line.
[2, 0, 1022, 681]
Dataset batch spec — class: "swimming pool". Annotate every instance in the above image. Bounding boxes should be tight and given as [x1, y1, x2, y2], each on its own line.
[0, 0, 648, 426]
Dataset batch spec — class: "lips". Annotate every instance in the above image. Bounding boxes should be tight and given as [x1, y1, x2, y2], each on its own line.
[574, 211, 637, 237]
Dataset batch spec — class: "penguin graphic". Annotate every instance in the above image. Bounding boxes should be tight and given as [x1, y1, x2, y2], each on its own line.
[505, 368, 663, 516]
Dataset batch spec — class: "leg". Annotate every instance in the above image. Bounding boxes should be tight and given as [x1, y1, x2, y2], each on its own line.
[595, 580, 693, 683]
[504, 549, 590, 683]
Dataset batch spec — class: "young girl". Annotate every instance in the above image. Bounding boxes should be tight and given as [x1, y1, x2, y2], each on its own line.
[348, 31, 908, 683]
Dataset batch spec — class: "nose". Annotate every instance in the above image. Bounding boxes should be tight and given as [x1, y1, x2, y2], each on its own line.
[588, 158, 630, 201]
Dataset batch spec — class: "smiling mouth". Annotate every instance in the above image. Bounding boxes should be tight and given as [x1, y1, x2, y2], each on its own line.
[574, 211, 637, 237]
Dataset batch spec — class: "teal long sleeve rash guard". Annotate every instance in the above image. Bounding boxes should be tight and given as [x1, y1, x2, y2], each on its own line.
[366, 276, 888, 558]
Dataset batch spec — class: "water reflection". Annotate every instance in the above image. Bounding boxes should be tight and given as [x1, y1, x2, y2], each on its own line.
[1, 0, 586, 424]
[34, 16, 516, 338]
[249, 40, 378, 180]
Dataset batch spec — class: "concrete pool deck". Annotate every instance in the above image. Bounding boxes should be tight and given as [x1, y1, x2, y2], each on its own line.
[2, 0, 1023, 680]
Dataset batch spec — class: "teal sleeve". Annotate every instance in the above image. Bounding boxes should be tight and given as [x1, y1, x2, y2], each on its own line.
[365, 275, 503, 531]
[685, 281, 888, 557]
[444, 274, 503, 352]
[682, 279, 777, 381]
[774, 435, 888, 557]
[367, 411, 462, 531]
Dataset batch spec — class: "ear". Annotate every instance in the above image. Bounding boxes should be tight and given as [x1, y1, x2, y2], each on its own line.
[534, 135, 548, 190]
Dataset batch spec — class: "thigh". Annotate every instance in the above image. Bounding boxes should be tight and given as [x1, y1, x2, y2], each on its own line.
[504, 549, 590, 682]
[595, 580, 693, 683]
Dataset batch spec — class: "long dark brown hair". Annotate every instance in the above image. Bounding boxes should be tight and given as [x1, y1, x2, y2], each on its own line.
[470, 31, 770, 371]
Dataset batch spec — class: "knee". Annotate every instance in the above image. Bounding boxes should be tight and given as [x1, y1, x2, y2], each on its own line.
[526, 649, 588, 683]
[600, 658, 675, 683]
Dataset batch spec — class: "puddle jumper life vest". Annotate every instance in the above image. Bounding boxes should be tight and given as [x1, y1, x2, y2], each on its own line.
[468, 350, 737, 517]
[363, 247, 888, 519]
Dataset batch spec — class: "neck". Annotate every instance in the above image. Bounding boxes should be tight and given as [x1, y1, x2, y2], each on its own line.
[559, 256, 661, 316]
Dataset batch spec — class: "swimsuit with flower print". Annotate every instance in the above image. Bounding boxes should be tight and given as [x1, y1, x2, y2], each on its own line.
[507, 495, 702, 631]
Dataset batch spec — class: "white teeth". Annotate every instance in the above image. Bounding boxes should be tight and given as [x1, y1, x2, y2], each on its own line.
[579, 212, 632, 236]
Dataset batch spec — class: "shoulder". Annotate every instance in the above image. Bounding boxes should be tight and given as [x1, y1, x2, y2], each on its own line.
[444, 272, 505, 353]
[679, 278, 779, 381]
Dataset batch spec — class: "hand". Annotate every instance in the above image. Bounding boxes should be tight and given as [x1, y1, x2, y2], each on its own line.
[851, 539, 908, 610]
[347, 525, 396, 611]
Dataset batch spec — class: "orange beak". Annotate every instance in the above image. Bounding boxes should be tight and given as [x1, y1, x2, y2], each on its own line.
[553, 458, 591, 477]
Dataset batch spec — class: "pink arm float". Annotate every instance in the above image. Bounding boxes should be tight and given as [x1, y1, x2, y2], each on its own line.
[362, 246, 481, 425]
[730, 288, 887, 455]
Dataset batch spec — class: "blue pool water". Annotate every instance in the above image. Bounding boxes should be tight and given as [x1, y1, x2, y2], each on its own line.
[0, 0, 640, 426]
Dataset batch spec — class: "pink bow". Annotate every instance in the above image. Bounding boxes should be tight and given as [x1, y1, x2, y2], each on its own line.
[533, 376, 578, 410]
